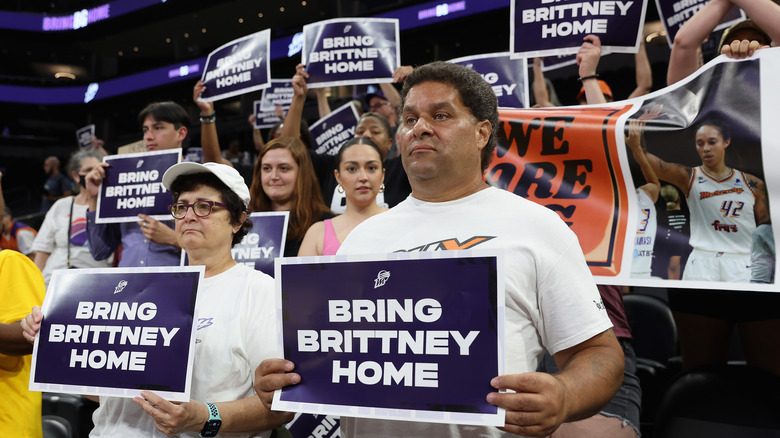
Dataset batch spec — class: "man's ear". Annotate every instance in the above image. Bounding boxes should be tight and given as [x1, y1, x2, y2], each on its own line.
[475, 120, 492, 151]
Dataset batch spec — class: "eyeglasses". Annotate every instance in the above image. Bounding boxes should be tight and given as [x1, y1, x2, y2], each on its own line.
[169, 200, 227, 219]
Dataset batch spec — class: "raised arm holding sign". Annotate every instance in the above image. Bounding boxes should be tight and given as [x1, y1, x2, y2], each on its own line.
[193, 80, 233, 167]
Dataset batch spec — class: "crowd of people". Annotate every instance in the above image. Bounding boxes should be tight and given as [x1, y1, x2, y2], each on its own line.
[1, 1, 780, 437]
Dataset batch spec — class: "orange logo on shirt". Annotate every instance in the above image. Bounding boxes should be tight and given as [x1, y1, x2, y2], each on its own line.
[700, 188, 744, 200]
[396, 236, 496, 252]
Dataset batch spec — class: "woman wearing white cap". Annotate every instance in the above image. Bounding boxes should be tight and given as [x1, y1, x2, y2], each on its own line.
[23, 162, 292, 437]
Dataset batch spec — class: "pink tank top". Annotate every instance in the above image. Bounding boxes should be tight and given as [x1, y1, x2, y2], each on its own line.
[322, 219, 341, 255]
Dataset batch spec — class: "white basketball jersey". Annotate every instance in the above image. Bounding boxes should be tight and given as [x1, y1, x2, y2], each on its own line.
[632, 188, 657, 277]
[687, 167, 755, 254]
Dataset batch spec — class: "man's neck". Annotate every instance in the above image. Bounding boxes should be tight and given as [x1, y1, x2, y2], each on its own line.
[411, 177, 489, 203]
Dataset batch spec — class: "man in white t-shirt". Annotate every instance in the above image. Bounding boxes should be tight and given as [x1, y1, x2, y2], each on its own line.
[255, 61, 623, 437]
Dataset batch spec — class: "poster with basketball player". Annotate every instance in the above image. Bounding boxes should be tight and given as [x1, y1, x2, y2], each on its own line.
[494, 49, 779, 292]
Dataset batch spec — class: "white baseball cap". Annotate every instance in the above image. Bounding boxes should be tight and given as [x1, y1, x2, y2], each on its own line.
[162, 162, 251, 207]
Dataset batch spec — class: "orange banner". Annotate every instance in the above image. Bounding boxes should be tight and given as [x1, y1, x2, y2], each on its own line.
[489, 106, 632, 276]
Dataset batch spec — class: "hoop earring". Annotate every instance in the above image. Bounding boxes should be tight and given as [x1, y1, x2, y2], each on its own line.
[379, 184, 385, 193]
[337, 184, 344, 194]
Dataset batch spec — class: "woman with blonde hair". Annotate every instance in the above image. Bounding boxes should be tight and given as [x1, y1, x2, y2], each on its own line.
[250, 136, 332, 256]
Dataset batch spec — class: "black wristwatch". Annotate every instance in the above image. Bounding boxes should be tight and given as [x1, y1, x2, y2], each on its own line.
[199, 402, 222, 437]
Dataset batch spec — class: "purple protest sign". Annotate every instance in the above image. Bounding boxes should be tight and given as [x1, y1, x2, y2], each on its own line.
[302, 18, 400, 88]
[448, 52, 529, 109]
[180, 212, 289, 277]
[287, 413, 340, 438]
[273, 251, 506, 427]
[309, 102, 361, 156]
[511, 0, 647, 58]
[253, 100, 283, 129]
[29, 266, 204, 401]
[96, 149, 180, 224]
[260, 79, 295, 112]
[655, 0, 744, 48]
[233, 212, 289, 275]
[200, 29, 271, 102]
[76, 124, 95, 149]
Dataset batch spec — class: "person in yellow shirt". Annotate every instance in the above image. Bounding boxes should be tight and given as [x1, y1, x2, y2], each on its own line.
[0, 249, 46, 437]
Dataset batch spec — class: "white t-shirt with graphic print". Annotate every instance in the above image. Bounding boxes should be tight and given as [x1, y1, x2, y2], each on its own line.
[337, 186, 612, 438]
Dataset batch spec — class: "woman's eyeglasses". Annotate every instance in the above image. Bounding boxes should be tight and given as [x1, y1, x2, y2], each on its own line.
[169, 200, 227, 219]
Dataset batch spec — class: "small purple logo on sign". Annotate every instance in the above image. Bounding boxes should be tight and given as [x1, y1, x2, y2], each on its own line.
[96, 149, 181, 224]
[274, 252, 505, 426]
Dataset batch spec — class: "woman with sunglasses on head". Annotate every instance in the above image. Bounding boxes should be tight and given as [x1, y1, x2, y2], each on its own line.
[23, 162, 293, 437]
[298, 137, 388, 256]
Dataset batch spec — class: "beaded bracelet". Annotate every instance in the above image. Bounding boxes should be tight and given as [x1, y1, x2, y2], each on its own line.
[199, 112, 216, 124]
